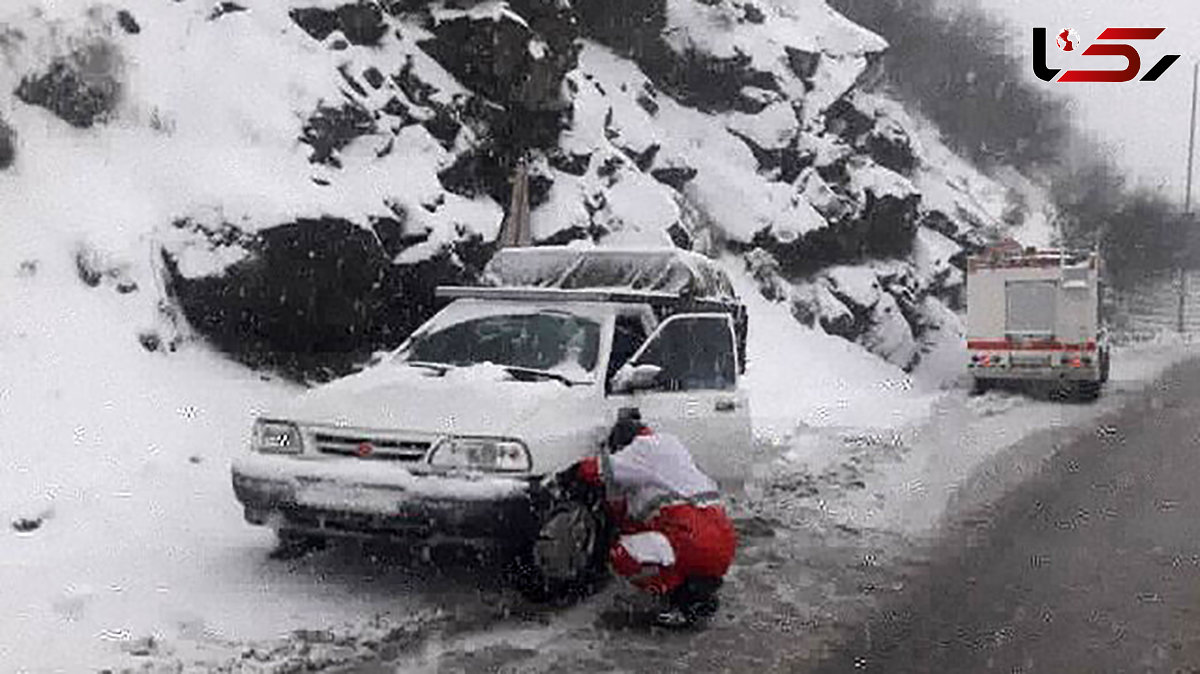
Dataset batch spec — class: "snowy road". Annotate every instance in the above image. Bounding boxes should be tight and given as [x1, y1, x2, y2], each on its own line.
[812, 355, 1200, 673]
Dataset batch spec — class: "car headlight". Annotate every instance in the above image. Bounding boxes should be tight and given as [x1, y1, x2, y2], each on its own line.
[252, 419, 303, 455]
[429, 437, 531, 473]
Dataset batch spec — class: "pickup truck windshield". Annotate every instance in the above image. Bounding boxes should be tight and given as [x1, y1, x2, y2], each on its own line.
[404, 312, 601, 376]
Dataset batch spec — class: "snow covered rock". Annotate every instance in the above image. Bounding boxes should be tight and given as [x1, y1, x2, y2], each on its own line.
[289, 2, 389, 46]
[15, 43, 122, 129]
[575, 0, 885, 117]
[300, 101, 378, 167]
[162, 215, 492, 380]
[420, 0, 578, 113]
[826, 91, 919, 176]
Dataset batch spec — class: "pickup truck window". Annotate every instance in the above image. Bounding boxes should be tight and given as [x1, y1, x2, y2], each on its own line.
[634, 316, 736, 391]
[406, 312, 601, 374]
[606, 315, 649, 389]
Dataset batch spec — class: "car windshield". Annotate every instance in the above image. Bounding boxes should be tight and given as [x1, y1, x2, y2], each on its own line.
[403, 311, 601, 378]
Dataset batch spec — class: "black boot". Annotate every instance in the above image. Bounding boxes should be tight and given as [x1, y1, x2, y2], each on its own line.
[657, 577, 722, 627]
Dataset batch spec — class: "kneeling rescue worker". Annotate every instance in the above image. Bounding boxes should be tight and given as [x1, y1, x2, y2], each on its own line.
[577, 408, 738, 626]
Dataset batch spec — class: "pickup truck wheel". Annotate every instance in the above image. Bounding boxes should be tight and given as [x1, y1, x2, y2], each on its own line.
[512, 499, 609, 603]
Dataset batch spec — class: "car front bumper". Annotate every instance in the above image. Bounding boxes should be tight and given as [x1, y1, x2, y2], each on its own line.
[231, 454, 540, 545]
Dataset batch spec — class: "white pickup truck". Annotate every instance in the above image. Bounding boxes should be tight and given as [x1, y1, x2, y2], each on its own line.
[231, 246, 752, 596]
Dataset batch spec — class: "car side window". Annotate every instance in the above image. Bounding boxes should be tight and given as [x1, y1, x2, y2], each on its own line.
[633, 315, 736, 391]
[606, 315, 649, 391]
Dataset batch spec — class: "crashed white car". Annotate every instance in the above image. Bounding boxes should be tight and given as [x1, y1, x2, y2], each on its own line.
[231, 247, 751, 594]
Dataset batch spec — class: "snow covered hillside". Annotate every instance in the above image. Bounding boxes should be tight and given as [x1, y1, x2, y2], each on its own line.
[1, 0, 1049, 382]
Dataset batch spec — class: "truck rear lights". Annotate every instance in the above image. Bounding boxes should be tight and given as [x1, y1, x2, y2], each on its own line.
[971, 354, 999, 367]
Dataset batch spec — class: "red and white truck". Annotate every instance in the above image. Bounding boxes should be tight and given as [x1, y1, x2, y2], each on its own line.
[966, 245, 1110, 398]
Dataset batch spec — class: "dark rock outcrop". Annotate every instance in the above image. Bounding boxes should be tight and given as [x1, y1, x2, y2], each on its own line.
[0, 114, 14, 170]
[116, 10, 141, 35]
[574, 0, 780, 112]
[163, 217, 494, 381]
[754, 190, 920, 277]
[299, 103, 377, 167]
[209, 2, 248, 20]
[419, 0, 578, 111]
[651, 165, 698, 191]
[16, 43, 122, 128]
[290, 3, 388, 46]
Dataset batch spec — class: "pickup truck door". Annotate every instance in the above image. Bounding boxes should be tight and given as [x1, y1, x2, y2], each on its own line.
[610, 313, 752, 480]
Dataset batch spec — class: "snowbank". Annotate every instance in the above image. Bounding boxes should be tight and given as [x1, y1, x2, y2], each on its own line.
[727, 260, 940, 442]
[752, 341, 1200, 543]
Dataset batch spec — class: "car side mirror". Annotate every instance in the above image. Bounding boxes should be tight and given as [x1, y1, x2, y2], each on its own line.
[611, 363, 662, 393]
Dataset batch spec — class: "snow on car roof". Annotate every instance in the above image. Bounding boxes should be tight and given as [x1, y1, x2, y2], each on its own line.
[480, 246, 740, 303]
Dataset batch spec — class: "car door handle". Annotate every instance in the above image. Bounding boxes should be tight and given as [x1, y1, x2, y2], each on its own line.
[715, 398, 737, 412]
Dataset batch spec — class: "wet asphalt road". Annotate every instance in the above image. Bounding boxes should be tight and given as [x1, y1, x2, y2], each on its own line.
[814, 358, 1200, 674]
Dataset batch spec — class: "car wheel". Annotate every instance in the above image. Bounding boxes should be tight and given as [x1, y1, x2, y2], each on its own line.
[269, 528, 327, 560]
[513, 499, 609, 603]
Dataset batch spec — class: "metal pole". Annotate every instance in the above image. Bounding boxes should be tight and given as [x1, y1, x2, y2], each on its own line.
[1180, 62, 1198, 334]
[1187, 62, 1198, 214]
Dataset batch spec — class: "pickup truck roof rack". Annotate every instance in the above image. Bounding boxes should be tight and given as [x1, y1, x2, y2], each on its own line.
[479, 246, 740, 304]
[434, 285, 739, 313]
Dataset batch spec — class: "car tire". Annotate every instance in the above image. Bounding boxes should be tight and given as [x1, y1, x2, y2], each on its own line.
[512, 498, 610, 603]
[269, 528, 327, 560]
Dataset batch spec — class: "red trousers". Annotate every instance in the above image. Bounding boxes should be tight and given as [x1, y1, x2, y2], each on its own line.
[609, 503, 737, 595]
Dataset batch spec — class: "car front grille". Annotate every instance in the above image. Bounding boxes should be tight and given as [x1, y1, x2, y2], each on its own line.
[311, 431, 432, 462]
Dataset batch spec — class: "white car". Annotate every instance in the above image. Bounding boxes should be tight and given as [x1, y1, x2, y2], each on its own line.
[231, 247, 752, 595]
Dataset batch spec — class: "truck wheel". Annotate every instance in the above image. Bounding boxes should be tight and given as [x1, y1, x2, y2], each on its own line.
[512, 499, 610, 603]
[971, 378, 993, 396]
[1075, 380, 1102, 402]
